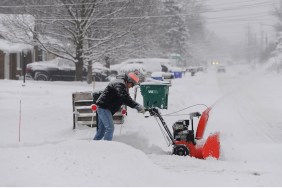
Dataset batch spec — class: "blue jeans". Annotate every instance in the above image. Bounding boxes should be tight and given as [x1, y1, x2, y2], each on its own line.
[93, 108, 114, 141]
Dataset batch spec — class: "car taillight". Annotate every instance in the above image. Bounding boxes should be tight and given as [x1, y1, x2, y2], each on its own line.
[25, 67, 32, 73]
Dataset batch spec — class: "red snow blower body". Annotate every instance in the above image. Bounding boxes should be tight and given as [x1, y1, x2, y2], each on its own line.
[146, 107, 220, 159]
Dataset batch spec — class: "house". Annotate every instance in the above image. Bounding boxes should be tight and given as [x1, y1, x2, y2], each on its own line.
[0, 38, 33, 79]
[0, 14, 51, 80]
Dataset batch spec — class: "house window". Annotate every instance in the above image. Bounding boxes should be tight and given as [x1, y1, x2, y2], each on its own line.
[38, 48, 45, 61]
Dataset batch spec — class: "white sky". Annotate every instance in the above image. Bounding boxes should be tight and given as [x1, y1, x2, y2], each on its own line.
[203, 0, 280, 44]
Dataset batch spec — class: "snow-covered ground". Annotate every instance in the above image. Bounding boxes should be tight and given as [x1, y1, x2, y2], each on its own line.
[1, 64, 282, 186]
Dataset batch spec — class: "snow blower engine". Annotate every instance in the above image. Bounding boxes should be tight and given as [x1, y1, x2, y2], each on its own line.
[172, 113, 200, 145]
[145, 108, 220, 159]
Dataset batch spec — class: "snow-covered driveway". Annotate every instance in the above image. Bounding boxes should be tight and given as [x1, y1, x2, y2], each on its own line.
[1, 65, 282, 186]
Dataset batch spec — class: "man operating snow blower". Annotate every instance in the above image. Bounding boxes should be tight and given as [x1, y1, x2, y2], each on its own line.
[93, 72, 145, 141]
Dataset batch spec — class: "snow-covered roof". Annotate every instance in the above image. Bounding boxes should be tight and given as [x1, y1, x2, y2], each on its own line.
[0, 38, 33, 53]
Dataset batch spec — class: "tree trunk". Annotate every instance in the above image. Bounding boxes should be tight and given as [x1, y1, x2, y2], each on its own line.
[75, 33, 84, 81]
[87, 61, 93, 84]
[105, 56, 110, 68]
[75, 58, 83, 81]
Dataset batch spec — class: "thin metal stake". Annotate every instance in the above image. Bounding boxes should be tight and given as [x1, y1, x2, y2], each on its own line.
[19, 100, 22, 142]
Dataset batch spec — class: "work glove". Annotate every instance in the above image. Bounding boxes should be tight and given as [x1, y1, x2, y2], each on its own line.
[136, 104, 146, 114]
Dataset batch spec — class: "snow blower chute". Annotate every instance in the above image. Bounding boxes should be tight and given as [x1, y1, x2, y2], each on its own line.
[145, 107, 220, 159]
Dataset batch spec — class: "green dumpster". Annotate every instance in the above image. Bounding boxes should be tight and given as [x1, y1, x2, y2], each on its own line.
[140, 82, 169, 109]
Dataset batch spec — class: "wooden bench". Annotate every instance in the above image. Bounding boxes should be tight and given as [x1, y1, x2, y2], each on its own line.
[72, 91, 125, 129]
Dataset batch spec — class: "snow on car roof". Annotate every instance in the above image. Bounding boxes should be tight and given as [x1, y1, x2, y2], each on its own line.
[119, 63, 146, 74]
[151, 72, 164, 77]
[27, 58, 75, 70]
[111, 58, 172, 73]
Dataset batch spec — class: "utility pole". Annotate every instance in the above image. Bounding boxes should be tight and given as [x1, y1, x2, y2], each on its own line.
[260, 23, 264, 63]
[254, 34, 258, 65]
[247, 23, 251, 64]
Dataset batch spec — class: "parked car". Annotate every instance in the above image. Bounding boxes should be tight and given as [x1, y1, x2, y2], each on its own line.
[186, 67, 197, 76]
[92, 62, 111, 82]
[110, 58, 173, 76]
[118, 63, 146, 82]
[196, 66, 206, 72]
[217, 65, 226, 73]
[92, 70, 110, 82]
[26, 58, 83, 81]
[26, 59, 110, 82]
[151, 72, 174, 83]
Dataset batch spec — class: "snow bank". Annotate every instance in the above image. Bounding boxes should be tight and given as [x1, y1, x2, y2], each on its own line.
[1, 65, 282, 186]
[0, 140, 178, 186]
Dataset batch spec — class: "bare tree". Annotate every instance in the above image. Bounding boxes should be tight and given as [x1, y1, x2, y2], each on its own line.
[1, 0, 153, 81]
[1, 0, 209, 78]
[265, 1, 282, 60]
[141, 0, 207, 66]
[272, 0, 282, 32]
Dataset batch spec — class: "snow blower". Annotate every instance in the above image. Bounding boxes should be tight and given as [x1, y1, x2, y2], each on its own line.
[145, 107, 220, 159]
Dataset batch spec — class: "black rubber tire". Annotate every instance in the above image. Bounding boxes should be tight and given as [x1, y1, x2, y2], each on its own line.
[35, 73, 49, 81]
[173, 145, 190, 156]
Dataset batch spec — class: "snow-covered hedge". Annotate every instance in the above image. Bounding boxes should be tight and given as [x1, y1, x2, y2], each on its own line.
[264, 55, 282, 73]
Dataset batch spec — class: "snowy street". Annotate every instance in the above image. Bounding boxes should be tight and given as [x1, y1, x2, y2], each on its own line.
[1, 65, 282, 186]
[1, 0, 282, 186]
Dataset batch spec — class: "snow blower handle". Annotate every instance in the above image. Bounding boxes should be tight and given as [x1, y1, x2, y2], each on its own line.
[144, 107, 175, 145]
[190, 112, 201, 119]
[145, 108, 160, 117]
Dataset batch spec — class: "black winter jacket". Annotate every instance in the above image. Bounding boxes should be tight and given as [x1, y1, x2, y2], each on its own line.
[96, 74, 139, 115]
